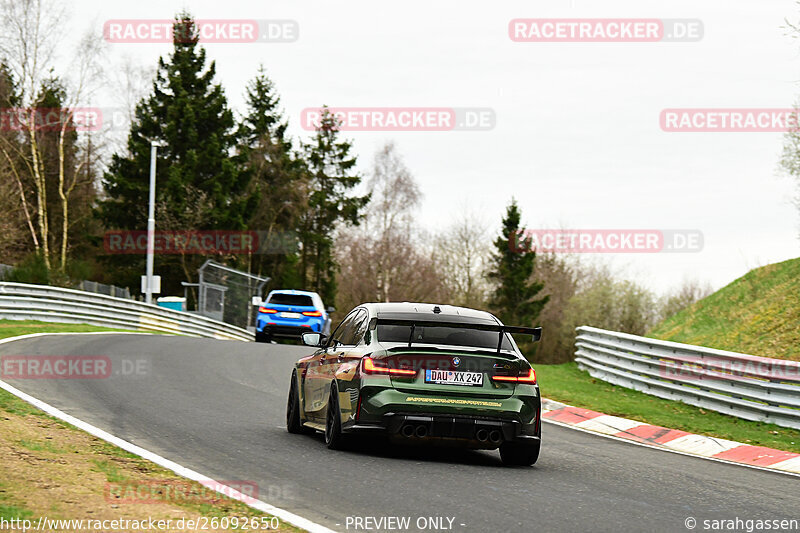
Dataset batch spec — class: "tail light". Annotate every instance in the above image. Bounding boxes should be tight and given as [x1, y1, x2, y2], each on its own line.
[492, 367, 536, 384]
[302, 310, 322, 317]
[361, 357, 416, 377]
[517, 368, 537, 384]
[258, 307, 277, 314]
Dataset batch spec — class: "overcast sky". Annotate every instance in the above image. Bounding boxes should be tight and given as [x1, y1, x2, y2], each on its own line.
[61, 0, 800, 295]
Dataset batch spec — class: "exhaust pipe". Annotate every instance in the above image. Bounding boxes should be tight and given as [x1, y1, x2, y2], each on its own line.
[489, 430, 502, 444]
[414, 425, 428, 438]
[476, 429, 489, 442]
[401, 424, 415, 438]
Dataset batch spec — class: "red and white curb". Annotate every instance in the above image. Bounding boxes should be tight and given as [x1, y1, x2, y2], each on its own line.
[541, 398, 800, 475]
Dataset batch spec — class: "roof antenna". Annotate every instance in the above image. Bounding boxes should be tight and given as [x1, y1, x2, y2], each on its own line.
[433, 306, 441, 314]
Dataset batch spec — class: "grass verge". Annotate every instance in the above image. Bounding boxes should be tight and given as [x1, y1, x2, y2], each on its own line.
[537, 362, 800, 454]
[0, 320, 139, 340]
[0, 324, 299, 531]
[0, 386, 301, 531]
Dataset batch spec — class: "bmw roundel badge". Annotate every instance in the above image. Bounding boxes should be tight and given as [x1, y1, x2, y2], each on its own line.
[452, 357, 461, 366]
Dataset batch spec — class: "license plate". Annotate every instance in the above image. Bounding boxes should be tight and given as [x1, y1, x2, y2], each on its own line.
[280, 312, 301, 319]
[425, 369, 483, 386]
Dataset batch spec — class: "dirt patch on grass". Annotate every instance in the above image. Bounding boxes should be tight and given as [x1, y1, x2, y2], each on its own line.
[0, 405, 300, 531]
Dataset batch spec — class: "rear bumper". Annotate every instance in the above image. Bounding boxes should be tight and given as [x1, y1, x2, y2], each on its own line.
[356, 383, 539, 422]
[332, 378, 540, 448]
[343, 413, 539, 448]
[257, 322, 321, 337]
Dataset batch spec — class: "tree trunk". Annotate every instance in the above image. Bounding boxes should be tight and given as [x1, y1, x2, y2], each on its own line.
[57, 124, 68, 271]
[28, 115, 50, 271]
[0, 145, 39, 249]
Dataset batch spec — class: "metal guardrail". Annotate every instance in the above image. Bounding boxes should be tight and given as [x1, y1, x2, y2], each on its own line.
[0, 282, 253, 342]
[575, 326, 800, 430]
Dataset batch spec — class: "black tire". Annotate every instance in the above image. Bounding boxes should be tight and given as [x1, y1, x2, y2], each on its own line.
[499, 439, 540, 466]
[324, 383, 347, 450]
[255, 330, 271, 343]
[286, 371, 312, 434]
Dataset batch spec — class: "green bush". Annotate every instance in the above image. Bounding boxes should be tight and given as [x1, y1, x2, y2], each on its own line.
[6, 253, 50, 285]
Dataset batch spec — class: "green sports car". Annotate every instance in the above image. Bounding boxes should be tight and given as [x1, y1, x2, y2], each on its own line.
[286, 302, 543, 466]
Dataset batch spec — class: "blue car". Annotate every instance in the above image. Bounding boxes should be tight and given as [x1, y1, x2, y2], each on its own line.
[255, 289, 333, 343]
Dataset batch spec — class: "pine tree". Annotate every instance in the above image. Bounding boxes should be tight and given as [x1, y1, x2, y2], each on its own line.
[237, 66, 304, 288]
[487, 199, 549, 327]
[301, 107, 370, 302]
[98, 13, 249, 294]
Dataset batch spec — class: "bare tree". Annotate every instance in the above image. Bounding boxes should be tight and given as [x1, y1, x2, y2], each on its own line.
[0, 0, 66, 269]
[781, 98, 800, 236]
[657, 278, 713, 322]
[434, 209, 492, 308]
[364, 141, 422, 301]
[0, 63, 36, 251]
[55, 31, 104, 270]
[105, 55, 155, 156]
[335, 141, 448, 310]
[560, 264, 658, 341]
[527, 253, 665, 364]
[0, 0, 103, 271]
[366, 142, 421, 235]
[0, 151, 29, 259]
[529, 252, 582, 363]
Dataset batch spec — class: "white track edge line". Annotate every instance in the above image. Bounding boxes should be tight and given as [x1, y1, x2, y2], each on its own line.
[0, 331, 154, 342]
[542, 417, 800, 478]
[0, 332, 336, 533]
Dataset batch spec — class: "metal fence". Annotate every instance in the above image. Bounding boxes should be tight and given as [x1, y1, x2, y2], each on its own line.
[0, 267, 131, 299]
[0, 282, 253, 342]
[76, 280, 132, 300]
[575, 326, 800, 430]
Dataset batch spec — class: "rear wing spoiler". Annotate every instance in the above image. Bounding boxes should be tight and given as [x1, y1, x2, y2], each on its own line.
[373, 318, 542, 353]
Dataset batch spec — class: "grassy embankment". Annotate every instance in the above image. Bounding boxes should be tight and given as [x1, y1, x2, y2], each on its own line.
[537, 258, 800, 453]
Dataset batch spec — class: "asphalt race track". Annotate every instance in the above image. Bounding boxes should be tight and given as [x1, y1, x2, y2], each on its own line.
[1, 334, 797, 532]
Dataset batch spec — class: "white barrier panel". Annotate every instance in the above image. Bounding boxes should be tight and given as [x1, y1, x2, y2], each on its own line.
[575, 326, 800, 430]
[0, 282, 253, 342]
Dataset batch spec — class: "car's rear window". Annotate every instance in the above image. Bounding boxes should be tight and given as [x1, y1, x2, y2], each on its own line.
[376, 324, 513, 350]
[267, 294, 314, 307]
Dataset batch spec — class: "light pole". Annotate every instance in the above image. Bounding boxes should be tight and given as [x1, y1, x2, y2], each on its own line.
[145, 141, 160, 304]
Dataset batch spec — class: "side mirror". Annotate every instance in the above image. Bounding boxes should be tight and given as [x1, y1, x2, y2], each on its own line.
[251, 296, 263, 306]
[531, 327, 542, 343]
[326, 306, 336, 313]
[301, 332, 324, 347]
